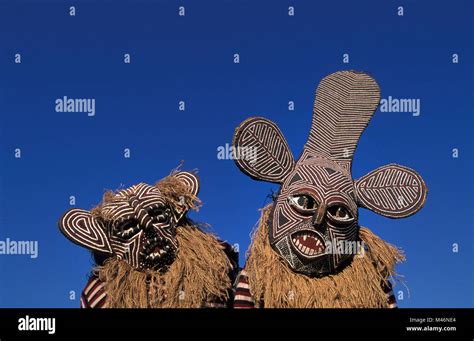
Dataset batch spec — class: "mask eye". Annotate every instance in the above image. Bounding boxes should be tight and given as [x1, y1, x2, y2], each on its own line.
[327, 205, 354, 224]
[113, 218, 140, 239]
[288, 194, 318, 215]
[147, 204, 170, 223]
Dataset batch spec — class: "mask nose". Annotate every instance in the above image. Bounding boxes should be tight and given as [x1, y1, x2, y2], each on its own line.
[311, 204, 326, 227]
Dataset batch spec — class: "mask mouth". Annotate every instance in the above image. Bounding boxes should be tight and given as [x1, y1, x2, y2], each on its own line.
[291, 230, 325, 258]
[139, 232, 176, 271]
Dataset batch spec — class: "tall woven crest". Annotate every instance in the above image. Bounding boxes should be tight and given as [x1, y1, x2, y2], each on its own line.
[304, 71, 381, 174]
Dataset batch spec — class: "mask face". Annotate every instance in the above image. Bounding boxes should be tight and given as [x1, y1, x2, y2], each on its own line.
[269, 159, 358, 276]
[99, 183, 178, 272]
[232, 71, 428, 277]
[59, 171, 200, 273]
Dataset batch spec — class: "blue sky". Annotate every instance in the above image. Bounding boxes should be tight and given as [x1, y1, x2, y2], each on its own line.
[0, 0, 472, 307]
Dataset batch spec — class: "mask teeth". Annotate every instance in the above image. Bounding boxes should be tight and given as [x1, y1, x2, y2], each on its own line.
[292, 232, 324, 256]
[138, 235, 175, 271]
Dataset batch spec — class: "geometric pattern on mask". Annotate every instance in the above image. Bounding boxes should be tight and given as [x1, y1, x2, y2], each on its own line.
[59, 209, 112, 254]
[306, 70, 381, 174]
[355, 164, 427, 218]
[100, 183, 177, 270]
[275, 237, 328, 275]
[233, 117, 294, 183]
[326, 219, 359, 270]
[275, 235, 347, 276]
[272, 161, 357, 241]
[275, 237, 294, 267]
[271, 161, 359, 275]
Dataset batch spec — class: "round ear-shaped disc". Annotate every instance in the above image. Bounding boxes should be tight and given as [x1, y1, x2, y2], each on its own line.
[233, 117, 295, 183]
[58, 209, 112, 253]
[355, 164, 428, 218]
[175, 171, 200, 197]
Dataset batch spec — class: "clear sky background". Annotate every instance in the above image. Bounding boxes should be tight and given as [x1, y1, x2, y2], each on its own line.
[0, 0, 472, 307]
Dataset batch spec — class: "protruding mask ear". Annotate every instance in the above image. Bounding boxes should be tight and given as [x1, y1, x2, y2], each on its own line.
[173, 171, 200, 221]
[175, 171, 200, 197]
[232, 117, 295, 183]
[354, 164, 428, 218]
[58, 209, 113, 254]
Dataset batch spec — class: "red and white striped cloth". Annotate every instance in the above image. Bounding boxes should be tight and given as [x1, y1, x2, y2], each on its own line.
[80, 276, 108, 308]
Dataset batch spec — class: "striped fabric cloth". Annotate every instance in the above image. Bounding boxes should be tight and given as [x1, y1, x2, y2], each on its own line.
[233, 270, 256, 308]
[234, 269, 398, 308]
[80, 277, 108, 308]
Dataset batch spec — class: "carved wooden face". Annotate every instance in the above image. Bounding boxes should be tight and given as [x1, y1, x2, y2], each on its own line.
[269, 157, 359, 276]
[233, 71, 428, 277]
[58, 172, 199, 272]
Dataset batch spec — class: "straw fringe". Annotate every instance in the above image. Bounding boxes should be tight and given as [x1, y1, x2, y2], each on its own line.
[154, 170, 202, 212]
[245, 205, 405, 308]
[95, 224, 233, 308]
